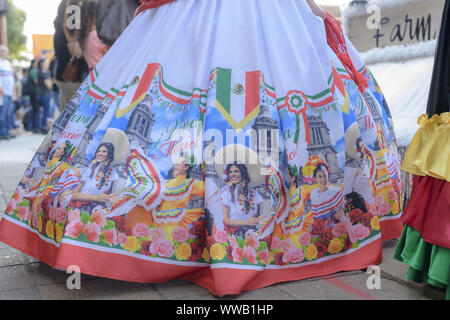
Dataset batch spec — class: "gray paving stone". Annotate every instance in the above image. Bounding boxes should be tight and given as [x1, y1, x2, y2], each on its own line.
[178, 294, 221, 301]
[379, 240, 410, 281]
[0, 247, 30, 267]
[28, 263, 72, 287]
[152, 278, 214, 299]
[276, 273, 430, 300]
[27, 263, 102, 287]
[0, 265, 36, 291]
[225, 286, 296, 300]
[0, 288, 41, 300]
[37, 278, 163, 300]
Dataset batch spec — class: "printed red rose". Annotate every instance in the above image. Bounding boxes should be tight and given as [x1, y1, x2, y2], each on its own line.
[350, 208, 364, 224]
[140, 241, 153, 256]
[311, 219, 325, 236]
[360, 212, 372, 227]
[226, 245, 233, 261]
[273, 252, 285, 265]
[110, 216, 126, 233]
[321, 229, 334, 244]
[188, 242, 203, 262]
[315, 240, 328, 259]
[190, 219, 206, 246]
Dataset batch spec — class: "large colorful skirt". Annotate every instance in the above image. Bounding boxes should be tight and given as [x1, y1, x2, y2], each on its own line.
[0, 0, 404, 296]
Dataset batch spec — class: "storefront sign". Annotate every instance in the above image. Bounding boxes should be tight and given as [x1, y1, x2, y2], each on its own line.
[347, 0, 444, 52]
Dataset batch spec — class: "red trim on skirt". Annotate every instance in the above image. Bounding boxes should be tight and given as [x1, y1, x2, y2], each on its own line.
[0, 217, 384, 296]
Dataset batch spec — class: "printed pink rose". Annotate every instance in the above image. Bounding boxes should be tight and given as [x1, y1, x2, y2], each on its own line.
[103, 229, 117, 246]
[299, 231, 312, 246]
[12, 189, 23, 203]
[281, 239, 294, 252]
[290, 248, 305, 263]
[149, 228, 166, 241]
[91, 208, 106, 227]
[375, 194, 385, 206]
[229, 235, 238, 248]
[172, 227, 189, 243]
[378, 200, 391, 216]
[271, 236, 281, 250]
[55, 207, 67, 224]
[84, 222, 101, 243]
[133, 223, 150, 238]
[243, 246, 257, 264]
[214, 229, 228, 243]
[332, 221, 348, 238]
[232, 246, 243, 263]
[49, 206, 56, 221]
[349, 224, 371, 243]
[117, 232, 128, 244]
[150, 239, 174, 258]
[68, 209, 81, 222]
[16, 206, 29, 221]
[245, 233, 259, 249]
[257, 249, 270, 264]
[368, 203, 378, 216]
[65, 220, 84, 238]
[283, 248, 305, 264]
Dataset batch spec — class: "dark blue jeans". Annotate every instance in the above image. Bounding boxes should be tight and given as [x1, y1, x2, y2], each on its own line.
[0, 95, 13, 137]
[38, 93, 51, 129]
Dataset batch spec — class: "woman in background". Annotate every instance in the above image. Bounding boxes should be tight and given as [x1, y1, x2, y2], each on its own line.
[80, 0, 107, 73]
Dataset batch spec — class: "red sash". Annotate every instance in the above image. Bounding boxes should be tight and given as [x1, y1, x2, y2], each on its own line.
[135, 0, 176, 16]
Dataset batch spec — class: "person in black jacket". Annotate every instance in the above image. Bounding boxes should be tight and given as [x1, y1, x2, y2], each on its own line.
[96, 0, 140, 47]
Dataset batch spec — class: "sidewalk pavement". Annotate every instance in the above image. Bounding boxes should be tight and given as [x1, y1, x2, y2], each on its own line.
[0, 133, 446, 300]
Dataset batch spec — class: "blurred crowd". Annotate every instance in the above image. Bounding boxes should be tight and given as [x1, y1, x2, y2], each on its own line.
[0, 0, 139, 140]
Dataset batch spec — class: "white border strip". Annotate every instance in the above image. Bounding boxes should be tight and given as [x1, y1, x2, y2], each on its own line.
[380, 211, 403, 222]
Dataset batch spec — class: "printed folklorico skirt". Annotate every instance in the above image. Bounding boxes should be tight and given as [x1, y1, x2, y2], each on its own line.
[0, 0, 404, 296]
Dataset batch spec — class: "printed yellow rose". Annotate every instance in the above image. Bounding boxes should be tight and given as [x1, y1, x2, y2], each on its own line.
[55, 223, 64, 242]
[305, 244, 318, 260]
[371, 216, 380, 231]
[46, 220, 55, 239]
[210, 243, 226, 260]
[391, 202, 400, 215]
[123, 236, 140, 252]
[202, 247, 210, 262]
[38, 217, 43, 233]
[175, 243, 192, 260]
[328, 237, 344, 254]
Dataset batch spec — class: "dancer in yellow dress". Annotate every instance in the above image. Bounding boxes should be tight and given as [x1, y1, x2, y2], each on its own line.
[151, 154, 205, 241]
[30, 140, 79, 235]
[274, 165, 314, 247]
